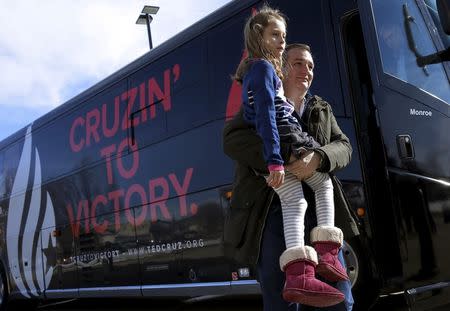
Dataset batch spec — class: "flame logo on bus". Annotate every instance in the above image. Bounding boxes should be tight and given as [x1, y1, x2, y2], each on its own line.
[6, 126, 56, 297]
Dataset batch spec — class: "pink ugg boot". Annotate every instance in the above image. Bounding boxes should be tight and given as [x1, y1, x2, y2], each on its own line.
[311, 226, 349, 282]
[280, 246, 345, 307]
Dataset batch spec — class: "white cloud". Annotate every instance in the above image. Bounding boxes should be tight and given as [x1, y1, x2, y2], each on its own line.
[0, 0, 231, 108]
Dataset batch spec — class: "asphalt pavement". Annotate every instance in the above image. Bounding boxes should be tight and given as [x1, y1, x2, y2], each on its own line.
[36, 296, 263, 311]
[19, 294, 449, 311]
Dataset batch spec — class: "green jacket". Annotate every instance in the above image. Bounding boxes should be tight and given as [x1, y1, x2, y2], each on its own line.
[223, 95, 360, 264]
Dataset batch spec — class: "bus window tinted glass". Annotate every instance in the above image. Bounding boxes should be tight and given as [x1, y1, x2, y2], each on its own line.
[424, 0, 450, 48]
[373, 0, 450, 103]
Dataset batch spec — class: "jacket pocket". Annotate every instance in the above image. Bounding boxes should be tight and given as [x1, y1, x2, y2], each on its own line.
[224, 198, 255, 248]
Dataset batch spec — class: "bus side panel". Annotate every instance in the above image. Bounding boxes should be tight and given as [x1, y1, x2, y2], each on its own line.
[128, 25, 237, 288]
[31, 80, 128, 187]
[356, 0, 450, 298]
[75, 208, 140, 295]
[391, 173, 450, 285]
[133, 120, 233, 288]
[43, 224, 78, 296]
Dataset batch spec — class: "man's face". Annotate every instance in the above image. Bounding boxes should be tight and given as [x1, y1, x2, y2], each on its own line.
[284, 48, 314, 94]
[262, 18, 286, 58]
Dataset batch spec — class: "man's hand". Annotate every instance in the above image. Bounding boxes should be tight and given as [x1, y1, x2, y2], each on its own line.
[285, 151, 322, 180]
[267, 170, 285, 189]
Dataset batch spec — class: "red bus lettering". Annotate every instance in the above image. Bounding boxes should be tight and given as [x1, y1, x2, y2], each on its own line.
[117, 138, 139, 179]
[69, 117, 85, 152]
[100, 144, 116, 184]
[169, 167, 193, 217]
[66, 200, 89, 238]
[121, 87, 139, 130]
[86, 108, 101, 146]
[148, 69, 172, 118]
[108, 189, 124, 232]
[148, 177, 171, 222]
[68, 64, 179, 152]
[102, 96, 120, 138]
[139, 82, 146, 122]
[124, 184, 148, 227]
[91, 194, 109, 234]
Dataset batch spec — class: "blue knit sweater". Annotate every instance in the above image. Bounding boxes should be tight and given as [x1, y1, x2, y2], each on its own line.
[242, 59, 287, 168]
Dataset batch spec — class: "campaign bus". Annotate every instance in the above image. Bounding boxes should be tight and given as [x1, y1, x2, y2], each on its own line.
[0, 0, 449, 309]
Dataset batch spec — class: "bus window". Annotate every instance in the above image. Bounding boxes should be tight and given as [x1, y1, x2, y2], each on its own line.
[373, 0, 450, 103]
[424, 0, 450, 48]
[131, 100, 167, 148]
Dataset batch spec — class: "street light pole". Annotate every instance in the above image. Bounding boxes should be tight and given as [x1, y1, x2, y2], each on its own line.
[136, 5, 159, 50]
[145, 14, 154, 49]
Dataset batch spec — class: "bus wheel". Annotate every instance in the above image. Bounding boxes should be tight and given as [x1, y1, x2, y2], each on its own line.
[343, 237, 379, 310]
[342, 240, 359, 288]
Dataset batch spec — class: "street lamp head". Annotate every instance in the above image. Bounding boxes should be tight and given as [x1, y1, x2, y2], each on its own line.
[136, 5, 159, 50]
[141, 5, 159, 15]
[136, 14, 153, 25]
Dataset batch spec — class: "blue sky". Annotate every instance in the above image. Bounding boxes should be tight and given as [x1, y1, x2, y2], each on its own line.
[0, 0, 232, 142]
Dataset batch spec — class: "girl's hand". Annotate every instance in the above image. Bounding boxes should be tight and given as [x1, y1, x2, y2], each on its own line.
[267, 170, 285, 189]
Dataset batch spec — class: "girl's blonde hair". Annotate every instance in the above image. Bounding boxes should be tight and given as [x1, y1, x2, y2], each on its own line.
[234, 5, 287, 83]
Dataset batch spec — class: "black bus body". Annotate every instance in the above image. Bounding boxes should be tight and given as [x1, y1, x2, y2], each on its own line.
[0, 0, 449, 309]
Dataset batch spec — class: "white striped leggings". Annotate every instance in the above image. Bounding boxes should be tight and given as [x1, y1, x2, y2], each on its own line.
[271, 171, 334, 249]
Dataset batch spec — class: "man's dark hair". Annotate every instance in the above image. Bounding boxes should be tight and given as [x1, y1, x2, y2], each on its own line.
[282, 43, 313, 72]
[285, 43, 311, 54]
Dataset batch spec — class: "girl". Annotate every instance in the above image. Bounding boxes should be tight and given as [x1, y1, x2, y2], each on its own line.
[234, 6, 348, 307]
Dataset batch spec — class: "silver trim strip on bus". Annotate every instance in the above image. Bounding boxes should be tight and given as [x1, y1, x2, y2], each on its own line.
[142, 281, 231, 297]
[43, 280, 261, 299]
[141, 280, 260, 297]
[79, 286, 141, 298]
[45, 288, 79, 299]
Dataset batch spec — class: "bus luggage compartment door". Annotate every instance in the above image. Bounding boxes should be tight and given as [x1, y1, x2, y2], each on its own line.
[42, 225, 79, 298]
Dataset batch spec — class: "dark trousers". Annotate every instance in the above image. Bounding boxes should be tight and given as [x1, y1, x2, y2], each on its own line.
[257, 198, 354, 311]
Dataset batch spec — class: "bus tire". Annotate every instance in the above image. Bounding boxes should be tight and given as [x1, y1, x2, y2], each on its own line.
[343, 237, 379, 310]
[0, 266, 39, 311]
